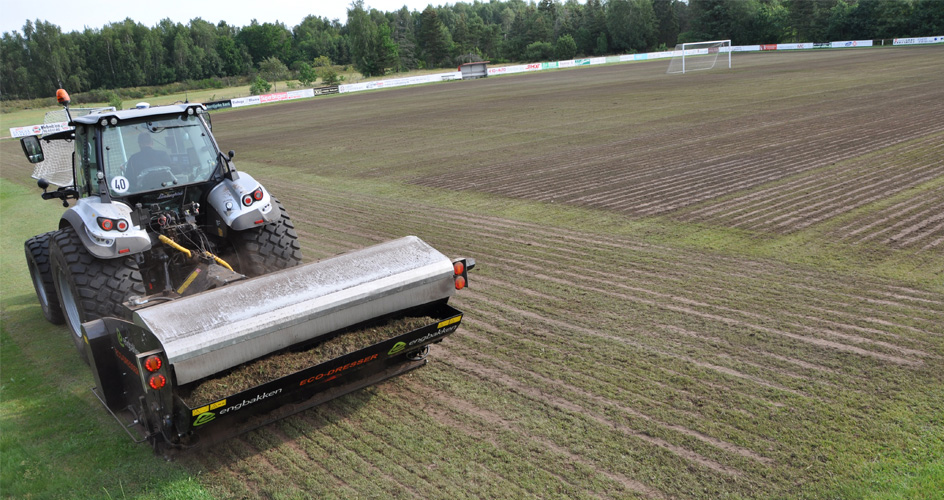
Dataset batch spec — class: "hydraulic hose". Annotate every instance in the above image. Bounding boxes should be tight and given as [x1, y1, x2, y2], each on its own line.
[158, 234, 191, 258]
[158, 234, 235, 272]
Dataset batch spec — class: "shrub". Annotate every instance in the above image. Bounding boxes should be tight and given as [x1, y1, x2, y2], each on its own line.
[524, 41, 554, 62]
[320, 67, 344, 86]
[249, 76, 272, 96]
[556, 34, 578, 60]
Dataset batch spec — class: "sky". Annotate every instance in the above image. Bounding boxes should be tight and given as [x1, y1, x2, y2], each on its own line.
[0, 0, 441, 35]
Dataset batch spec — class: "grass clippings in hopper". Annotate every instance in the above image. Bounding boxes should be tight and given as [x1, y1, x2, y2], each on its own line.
[181, 315, 434, 407]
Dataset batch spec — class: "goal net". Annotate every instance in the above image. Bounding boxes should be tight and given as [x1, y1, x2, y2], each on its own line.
[31, 107, 114, 187]
[667, 39, 731, 74]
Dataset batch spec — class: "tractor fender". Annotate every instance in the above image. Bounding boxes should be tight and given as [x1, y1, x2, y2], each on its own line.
[59, 197, 152, 259]
[206, 172, 277, 231]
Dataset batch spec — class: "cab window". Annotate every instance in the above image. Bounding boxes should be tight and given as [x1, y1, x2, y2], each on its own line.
[73, 125, 101, 198]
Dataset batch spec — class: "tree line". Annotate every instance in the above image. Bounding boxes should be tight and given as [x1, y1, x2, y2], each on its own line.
[2, 0, 941, 101]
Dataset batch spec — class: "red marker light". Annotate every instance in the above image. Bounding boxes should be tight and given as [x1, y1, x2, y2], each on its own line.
[144, 355, 162, 372]
[243, 195, 253, 206]
[116, 219, 129, 231]
[455, 276, 466, 290]
[148, 373, 166, 390]
[453, 261, 464, 275]
[252, 188, 264, 201]
[100, 218, 114, 231]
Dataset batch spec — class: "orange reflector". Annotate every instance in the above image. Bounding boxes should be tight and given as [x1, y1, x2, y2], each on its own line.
[455, 276, 466, 290]
[254, 220, 264, 225]
[144, 355, 162, 372]
[118, 248, 130, 254]
[148, 374, 166, 390]
[453, 261, 464, 275]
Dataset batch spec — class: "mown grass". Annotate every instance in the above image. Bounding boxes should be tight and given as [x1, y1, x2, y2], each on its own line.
[0, 180, 212, 499]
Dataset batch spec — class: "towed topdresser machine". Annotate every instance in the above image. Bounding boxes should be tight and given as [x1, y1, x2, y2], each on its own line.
[20, 90, 474, 453]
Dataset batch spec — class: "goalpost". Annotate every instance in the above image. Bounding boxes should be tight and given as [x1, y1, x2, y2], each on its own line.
[667, 39, 732, 74]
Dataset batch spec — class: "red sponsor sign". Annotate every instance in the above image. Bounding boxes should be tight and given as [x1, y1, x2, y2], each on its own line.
[260, 92, 287, 103]
[761, 44, 777, 51]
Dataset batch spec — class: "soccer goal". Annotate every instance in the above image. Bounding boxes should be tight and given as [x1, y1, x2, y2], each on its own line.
[667, 39, 732, 74]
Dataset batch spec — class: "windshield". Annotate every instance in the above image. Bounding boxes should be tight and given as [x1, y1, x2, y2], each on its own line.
[102, 114, 219, 196]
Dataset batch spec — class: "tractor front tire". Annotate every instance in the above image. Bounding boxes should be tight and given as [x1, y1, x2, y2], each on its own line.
[49, 225, 145, 361]
[25, 231, 65, 325]
[229, 197, 303, 277]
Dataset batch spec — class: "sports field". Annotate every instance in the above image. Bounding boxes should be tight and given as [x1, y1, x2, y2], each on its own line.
[2, 46, 942, 498]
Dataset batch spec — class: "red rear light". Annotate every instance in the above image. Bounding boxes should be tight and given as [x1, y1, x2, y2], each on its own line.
[144, 355, 162, 372]
[243, 195, 253, 206]
[252, 187, 264, 201]
[148, 374, 166, 390]
[455, 276, 466, 290]
[99, 218, 114, 231]
[116, 219, 129, 232]
[454, 261, 464, 275]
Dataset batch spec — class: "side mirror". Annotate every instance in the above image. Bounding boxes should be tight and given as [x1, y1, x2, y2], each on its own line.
[21, 136, 45, 164]
[197, 108, 212, 130]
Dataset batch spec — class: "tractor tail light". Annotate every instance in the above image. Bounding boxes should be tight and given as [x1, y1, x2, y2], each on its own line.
[453, 258, 474, 290]
[148, 374, 166, 390]
[144, 355, 162, 372]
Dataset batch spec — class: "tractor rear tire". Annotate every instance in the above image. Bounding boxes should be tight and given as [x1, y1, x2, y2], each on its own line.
[49, 225, 146, 361]
[25, 231, 65, 325]
[229, 197, 303, 277]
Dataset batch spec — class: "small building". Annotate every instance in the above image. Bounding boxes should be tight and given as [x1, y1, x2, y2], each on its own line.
[459, 61, 489, 79]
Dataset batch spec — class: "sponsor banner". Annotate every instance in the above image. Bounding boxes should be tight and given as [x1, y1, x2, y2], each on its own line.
[813, 42, 831, 49]
[777, 43, 811, 50]
[231, 96, 261, 107]
[619, 54, 635, 62]
[259, 88, 316, 104]
[894, 36, 944, 45]
[338, 72, 460, 93]
[589, 57, 607, 65]
[761, 44, 778, 51]
[831, 40, 872, 48]
[542, 61, 559, 69]
[731, 45, 760, 52]
[203, 100, 232, 111]
[523, 63, 542, 71]
[606, 56, 621, 64]
[559, 60, 575, 68]
[649, 50, 675, 59]
[9, 121, 71, 138]
[634, 53, 649, 61]
[486, 66, 507, 75]
[311, 86, 339, 95]
[574, 58, 591, 66]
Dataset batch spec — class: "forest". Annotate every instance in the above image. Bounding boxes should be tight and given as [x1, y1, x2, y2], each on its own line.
[1, 0, 941, 101]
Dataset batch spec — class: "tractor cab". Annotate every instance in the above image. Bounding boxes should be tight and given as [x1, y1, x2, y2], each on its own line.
[21, 102, 225, 207]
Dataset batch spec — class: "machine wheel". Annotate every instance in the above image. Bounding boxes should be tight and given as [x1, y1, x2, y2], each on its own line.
[407, 346, 430, 361]
[49, 225, 146, 361]
[229, 197, 303, 277]
[25, 231, 65, 324]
